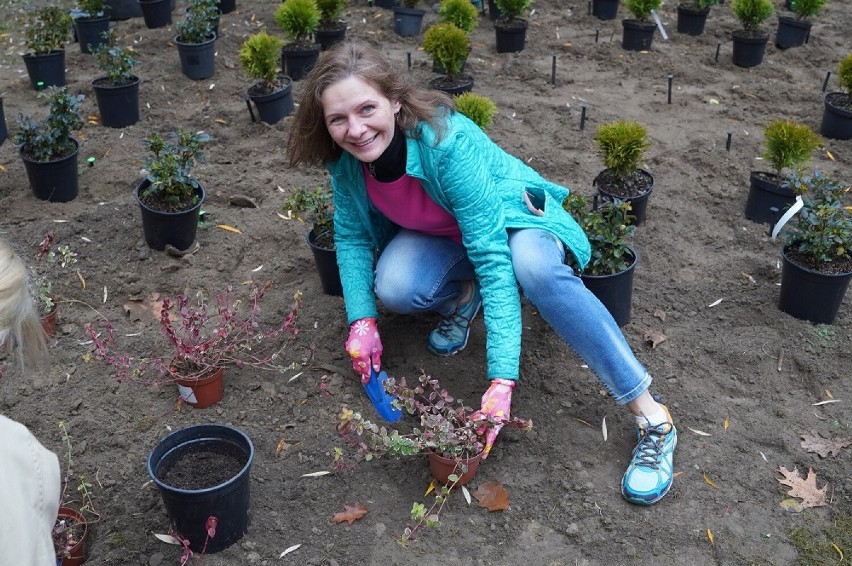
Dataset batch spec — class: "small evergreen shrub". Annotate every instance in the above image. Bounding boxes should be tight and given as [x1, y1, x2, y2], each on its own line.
[454, 92, 497, 130]
[282, 185, 334, 239]
[240, 31, 284, 91]
[594, 120, 650, 179]
[25, 7, 72, 55]
[141, 130, 212, 210]
[625, 0, 661, 21]
[732, 0, 773, 32]
[563, 193, 636, 276]
[93, 30, 138, 85]
[14, 87, 84, 162]
[784, 172, 851, 268]
[275, 0, 321, 45]
[792, 0, 827, 20]
[423, 23, 469, 79]
[77, 0, 106, 18]
[177, 0, 218, 43]
[316, 0, 347, 24]
[762, 120, 822, 178]
[439, 0, 479, 33]
[494, 0, 531, 20]
[837, 53, 852, 95]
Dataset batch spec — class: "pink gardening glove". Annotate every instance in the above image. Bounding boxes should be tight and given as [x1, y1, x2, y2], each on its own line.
[345, 317, 382, 385]
[472, 378, 516, 459]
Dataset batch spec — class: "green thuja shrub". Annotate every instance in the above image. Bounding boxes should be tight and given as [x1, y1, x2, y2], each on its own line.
[762, 120, 822, 178]
[25, 6, 72, 55]
[240, 31, 284, 92]
[732, 0, 773, 32]
[316, 0, 347, 24]
[594, 120, 650, 179]
[439, 0, 479, 32]
[625, 0, 661, 21]
[454, 92, 497, 130]
[837, 53, 852, 94]
[275, 0, 321, 45]
[494, 0, 531, 21]
[423, 23, 469, 79]
[792, 0, 827, 20]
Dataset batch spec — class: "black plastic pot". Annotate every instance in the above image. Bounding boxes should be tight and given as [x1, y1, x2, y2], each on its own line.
[594, 169, 655, 226]
[246, 78, 293, 125]
[780, 246, 852, 324]
[106, 0, 143, 19]
[676, 4, 710, 36]
[820, 92, 852, 141]
[307, 230, 342, 296]
[147, 424, 254, 553]
[486, 0, 503, 21]
[393, 6, 425, 37]
[495, 19, 528, 53]
[20, 138, 79, 203]
[136, 179, 204, 251]
[428, 74, 474, 96]
[622, 19, 656, 51]
[92, 76, 140, 128]
[219, 0, 235, 14]
[744, 171, 794, 224]
[731, 30, 769, 68]
[592, 0, 618, 20]
[175, 35, 217, 80]
[22, 51, 66, 90]
[375, 0, 399, 8]
[75, 16, 110, 54]
[0, 97, 7, 147]
[139, 0, 172, 28]
[775, 15, 810, 49]
[281, 44, 320, 81]
[581, 248, 637, 327]
[316, 22, 347, 50]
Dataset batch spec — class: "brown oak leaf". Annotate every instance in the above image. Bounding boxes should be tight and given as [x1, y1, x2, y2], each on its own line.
[122, 292, 163, 322]
[643, 329, 668, 348]
[472, 481, 510, 512]
[331, 503, 368, 525]
[777, 466, 827, 509]
[800, 431, 852, 458]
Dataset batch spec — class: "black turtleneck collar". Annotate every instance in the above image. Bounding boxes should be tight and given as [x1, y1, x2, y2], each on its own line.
[367, 124, 406, 182]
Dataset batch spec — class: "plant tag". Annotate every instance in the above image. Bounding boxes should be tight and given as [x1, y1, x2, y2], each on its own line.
[650, 10, 668, 40]
[771, 196, 804, 242]
[177, 384, 197, 404]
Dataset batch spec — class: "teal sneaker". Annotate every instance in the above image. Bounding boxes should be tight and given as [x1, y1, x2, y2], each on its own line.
[621, 405, 677, 505]
[427, 280, 482, 357]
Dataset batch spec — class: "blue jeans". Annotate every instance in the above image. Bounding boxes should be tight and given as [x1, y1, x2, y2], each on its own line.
[374, 229, 651, 404]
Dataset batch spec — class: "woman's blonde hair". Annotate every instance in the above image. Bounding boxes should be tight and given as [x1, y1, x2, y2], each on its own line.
[287, 42, 455, 168]
[0, 239, 48, 371]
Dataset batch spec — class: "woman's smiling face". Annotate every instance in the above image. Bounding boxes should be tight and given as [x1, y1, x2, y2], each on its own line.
[322, 76, 402, 164]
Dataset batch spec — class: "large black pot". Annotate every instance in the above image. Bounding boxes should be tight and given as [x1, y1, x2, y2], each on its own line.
[139, 0, 172, 28]
[428, 74, 474, 96]
[676, 4, 710, 36]
[495, 19, 528, 53]
[775, 15, 810, 49]
[246, 78, 293, 125]
[486, 0, 503, 21]
[731, 30, 769, 68]
[147, 424, 254, 553]
[22, 51, 66, 90]
[75, 16, 110, 54]
[281, 44, 320, 81]
[20, 138, 79, 202]
[92, 76, 141, 128]
[315, 22, 347, 50]
[219, 0, 236, 14]
[136, 179, 204, 251]
[307, 229, 342, 296]
[106, 0, 143, 19]
[594, 168, 655, 226]
[393, 6, 425, 37]
[175, 35, 217, 80]
[581, 248, 637, 327]
[744, 171, 793, 224]
[780, 246, 852, 324]
[820, 92, 852, 141]
[622, 19, 656, 51]
[592, 0, 619, 20]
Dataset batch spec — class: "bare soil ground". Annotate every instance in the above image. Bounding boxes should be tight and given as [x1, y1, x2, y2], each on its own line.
[1, 0, 850, 564]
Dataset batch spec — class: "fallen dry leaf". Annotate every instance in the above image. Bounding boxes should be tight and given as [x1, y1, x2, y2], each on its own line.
[703, 472, 718, 489]
[777, 466, 827, 509]
[643, 329, 668, 348]
[800, 431, 852, 458]
[331, 503, 368, 525]
[123, 292, 162, 322]
[216, 224, 242, 234]
[472, 481, 510, 512]
[706, 528, 714, 545]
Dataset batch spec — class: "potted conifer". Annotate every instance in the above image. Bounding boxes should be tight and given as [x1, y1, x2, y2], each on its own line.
[592, 120, 654, 226]
[745, 119, 822, 224]
[493, 0, 531, 53]
[730, 0, 773, 67]
[776, 0, 827, 49]
[622, 0, 662, 51]
[91, 30, 140, 128]
[821, 54, 852, 141]
[74, 0, 110, 54]
[14, 87, 84, 203]
[275, 0, 321, 81]
[432, 0, 478, 74]
[423, 23, 473, 95]
[22, 7, 72, 90]
[175, 0, 218, 79]
[239, 31, 293, 125]
[315, 0, 348, 50]
[676, 0, 719, 36]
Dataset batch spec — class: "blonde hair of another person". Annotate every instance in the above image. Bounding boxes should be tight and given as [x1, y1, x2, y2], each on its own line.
[0, 238, 48, 369]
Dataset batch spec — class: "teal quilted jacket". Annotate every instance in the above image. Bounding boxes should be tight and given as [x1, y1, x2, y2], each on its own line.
[326, 111, 591, 380]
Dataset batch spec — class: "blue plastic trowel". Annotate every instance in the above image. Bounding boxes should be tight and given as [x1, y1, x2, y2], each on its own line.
[364, 363, 403, 422]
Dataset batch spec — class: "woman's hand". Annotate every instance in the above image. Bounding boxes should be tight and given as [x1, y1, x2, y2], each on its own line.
[473, 378, 516, 458]
[345, 317, 382, 385]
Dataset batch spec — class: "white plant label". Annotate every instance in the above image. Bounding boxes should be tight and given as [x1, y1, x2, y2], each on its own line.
[177, 384, 197, 404]
[771, 196, 804, 242]
[651, 10, 668, 40]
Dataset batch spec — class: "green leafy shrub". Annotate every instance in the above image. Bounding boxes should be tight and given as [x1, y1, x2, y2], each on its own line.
[423, 23, 469, 79]
[282, 185, 334, 240]
[762, 120, 822, 179]
[275, 0, 321, 46]
[77, 0, 106, 18]
[792, 0, 827, 20]
[454, 92, 497, 130]
[439, 0, 479, 32]
[691, 0, 721, 9]
[92, 30, 138, 85]
[141, 130, 212, 211]
[731, 0, 773, 32]
[563, 194, 636, 276]
[837, 53, 852, 95]
[494, 0, 531, 21]
[239, 31, 284, 91]
[176, 0, 218, 43]
[594, 120, 650, 180]
[316, 0, 347, 24]
[25, 7, 72, 55]
[784, 172, 851, 269]
[400, 0, 420, 8]
[14, 87, 84, 162]
[625, 0, 661, 21]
